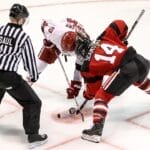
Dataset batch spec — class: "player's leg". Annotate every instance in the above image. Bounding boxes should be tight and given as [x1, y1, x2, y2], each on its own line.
[82, 60, 140, 143]
[133, 55, 150, 94]
[134, 78, 150, 94]
[7, 74, 48, 148]
[0, 89, 5, 104]
[82, 87, 113, 143]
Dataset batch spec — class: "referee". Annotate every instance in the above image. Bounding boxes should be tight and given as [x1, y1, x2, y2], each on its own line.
[0, 3, 47, 148]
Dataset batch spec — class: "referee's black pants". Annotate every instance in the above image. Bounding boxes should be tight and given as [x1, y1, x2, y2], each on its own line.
[0, 71, 41, 135]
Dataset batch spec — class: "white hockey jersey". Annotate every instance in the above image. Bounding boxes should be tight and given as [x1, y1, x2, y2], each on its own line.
[41, 18, 89, 81]
[41, 18, 89, 54]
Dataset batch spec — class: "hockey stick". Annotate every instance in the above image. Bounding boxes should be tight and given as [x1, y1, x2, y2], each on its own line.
[125, 9, 145, 40]
[55, 52, 85, 121]
[76, 99, 88, 114]
[55, 54, 70, 86]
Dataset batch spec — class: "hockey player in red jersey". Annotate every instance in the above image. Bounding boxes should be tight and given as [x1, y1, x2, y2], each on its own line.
[37, 18, 90, 98]
[74, 20, 150, 143]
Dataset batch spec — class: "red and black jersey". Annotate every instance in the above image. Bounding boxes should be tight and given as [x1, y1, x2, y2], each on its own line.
[88, 40, 128, 76]
[81, 20, 129, 78]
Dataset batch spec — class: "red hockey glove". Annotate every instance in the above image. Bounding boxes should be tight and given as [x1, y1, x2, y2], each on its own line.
[83, 91, 94, 100]
[38, 39, 61, 64]
[123, 40, 128, 45]
[66, 80, 82, 99]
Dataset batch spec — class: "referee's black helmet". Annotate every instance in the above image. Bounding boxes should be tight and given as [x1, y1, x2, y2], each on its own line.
[9, 3, 29, 19]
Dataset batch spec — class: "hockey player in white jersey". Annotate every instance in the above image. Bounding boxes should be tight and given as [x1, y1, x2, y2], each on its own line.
[37, 18, 91, 99]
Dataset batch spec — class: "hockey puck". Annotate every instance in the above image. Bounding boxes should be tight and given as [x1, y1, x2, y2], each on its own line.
[57, 113, 61, 118]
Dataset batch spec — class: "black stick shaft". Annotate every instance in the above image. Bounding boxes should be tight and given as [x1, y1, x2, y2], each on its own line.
[125, 9, 145, 40]
[76, 100, 88, 115]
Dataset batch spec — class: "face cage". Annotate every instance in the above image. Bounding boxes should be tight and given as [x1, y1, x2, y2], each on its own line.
[74, 37, 92, 58]
[75, 48, 88, 58]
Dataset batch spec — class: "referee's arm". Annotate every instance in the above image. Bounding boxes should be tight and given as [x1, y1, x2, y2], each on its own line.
[22, 36, 39, 82]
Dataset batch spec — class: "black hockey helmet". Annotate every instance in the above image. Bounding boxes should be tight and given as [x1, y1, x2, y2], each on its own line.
[9, 3, 29, 19]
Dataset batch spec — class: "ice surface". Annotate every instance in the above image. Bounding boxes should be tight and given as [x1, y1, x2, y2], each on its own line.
[0, 0, 149, 150]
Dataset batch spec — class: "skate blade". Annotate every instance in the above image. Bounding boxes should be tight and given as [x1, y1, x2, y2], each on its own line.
[81, 134, 101, 143]
[28, 139, 48, 149]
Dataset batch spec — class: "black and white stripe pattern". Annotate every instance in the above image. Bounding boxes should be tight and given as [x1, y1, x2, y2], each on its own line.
[0, 23, 38, 81]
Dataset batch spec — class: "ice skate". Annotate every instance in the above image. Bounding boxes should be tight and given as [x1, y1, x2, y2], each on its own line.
[28, 134, 48, 149]
[81, 120, 105, 143]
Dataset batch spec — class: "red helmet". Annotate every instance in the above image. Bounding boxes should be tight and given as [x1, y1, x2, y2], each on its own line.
[61, 31, 77, 55]
[109, 20, 128, 40]
[98, 20, 128, 42]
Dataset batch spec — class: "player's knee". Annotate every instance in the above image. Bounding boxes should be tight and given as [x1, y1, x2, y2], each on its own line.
[95, 88, 114, 103]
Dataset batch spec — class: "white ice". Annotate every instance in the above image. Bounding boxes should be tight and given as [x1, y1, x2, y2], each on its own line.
[0, 0, 150, 150]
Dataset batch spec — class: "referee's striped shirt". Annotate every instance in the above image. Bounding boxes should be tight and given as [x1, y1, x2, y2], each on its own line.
[0, 23, 38, 81]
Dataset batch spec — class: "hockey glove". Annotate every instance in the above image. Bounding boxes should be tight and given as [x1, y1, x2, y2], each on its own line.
[123, 40, 128, 45]
[38, 39, 61, 64]
[66, 80, 82, 99]
[83, 91, 94, 100]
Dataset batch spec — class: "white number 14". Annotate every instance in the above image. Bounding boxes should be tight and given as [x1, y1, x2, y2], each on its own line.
[94, 43, 124, 64]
